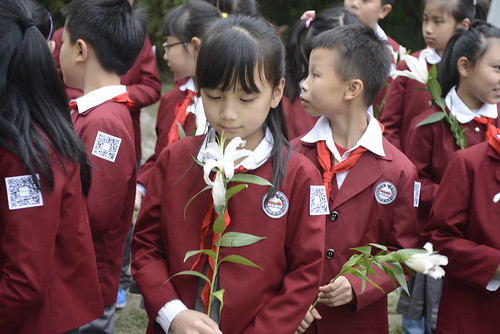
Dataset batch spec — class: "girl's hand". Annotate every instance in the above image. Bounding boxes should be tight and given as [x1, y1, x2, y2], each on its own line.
[295, 308, 321, 334]
[317, 276, 354, 307]
[134, 189, 143, 211]
[170, 310, 222, 334]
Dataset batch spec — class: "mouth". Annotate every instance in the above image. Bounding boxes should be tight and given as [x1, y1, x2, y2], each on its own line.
[220, 125, 241, 133]
[424, 37, 435, 44]
[300, 96, 309, 105]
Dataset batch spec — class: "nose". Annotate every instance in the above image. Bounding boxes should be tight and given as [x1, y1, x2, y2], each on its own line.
[163, 51, 169, 62]
[301, 75, 310, 93]
[345, 0, 358, 9]
[220, 100, 238, 121]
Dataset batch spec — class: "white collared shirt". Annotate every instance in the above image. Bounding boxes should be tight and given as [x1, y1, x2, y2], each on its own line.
[375, 24, 388, 41]
[425, 47, 441, 65]
[301, 113, 385, 188]
[71, 85, 127, 114]
[445, 86, 498, 124]
[157, 128, 274, 333]
[180, 77, 207, 136]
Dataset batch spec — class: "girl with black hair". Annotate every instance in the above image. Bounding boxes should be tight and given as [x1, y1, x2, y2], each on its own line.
[132, 15, 325, 334]
[135, 0, 222, 211]
[0, 0, 103, 332]
[284, 6, 361, 139]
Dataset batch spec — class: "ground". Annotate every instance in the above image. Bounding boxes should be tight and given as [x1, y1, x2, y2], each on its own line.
[114, 94, 404, 333]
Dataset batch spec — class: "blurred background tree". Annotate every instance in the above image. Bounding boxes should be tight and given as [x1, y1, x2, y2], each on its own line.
[41, 0, 425, 79]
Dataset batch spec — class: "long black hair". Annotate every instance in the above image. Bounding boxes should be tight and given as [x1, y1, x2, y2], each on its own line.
[438, 20, 500, 98]
[0, 0, 91, 194]
[423, 0, 490, 23]
[196, 16, 289, 198]
[285, 7, 361, 102]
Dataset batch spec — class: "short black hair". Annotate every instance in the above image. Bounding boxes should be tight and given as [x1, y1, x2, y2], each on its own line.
[62, 0, 148, 76]
[203, 0, 260, 16]
[382, 0, 395, 5]
[311, 24, 391, 107]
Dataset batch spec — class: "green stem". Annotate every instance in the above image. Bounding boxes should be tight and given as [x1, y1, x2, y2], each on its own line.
[207, 230, 222, 317]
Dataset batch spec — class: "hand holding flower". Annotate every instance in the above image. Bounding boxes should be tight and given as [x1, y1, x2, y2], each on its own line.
[170, 310, 222, 334]
[317, 276, 354, 307]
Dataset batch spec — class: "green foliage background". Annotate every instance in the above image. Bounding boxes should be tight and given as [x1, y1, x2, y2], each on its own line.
[40, 0, 425, 76]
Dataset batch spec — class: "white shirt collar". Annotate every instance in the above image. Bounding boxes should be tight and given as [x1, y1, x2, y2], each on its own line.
[72, 85, 127, 114]
[301, 113, 385, 162]
[445, 86, 498, 123]
[197, 128, 274, 170]
[180, 77, 196, 92]
[425, 47, 441, 65]
[375, 24, 388, 41]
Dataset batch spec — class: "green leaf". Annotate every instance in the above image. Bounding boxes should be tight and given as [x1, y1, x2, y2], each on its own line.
[177, 121, 186, 139]
[184, 249, 217, 263]
[165, 270, 210, 284]
[351, 246, 372, 255]
[213, 210, 227, 234]
[435, 97, 446, 110]
[391, 262, 410, 296]
[348, 267, 384, 294]
[226, 184, 248, 202]
[220, 254, 262, 269]
[416, 112, 446, 127]
[219, 232, 266, 247]
[230, 174, 273, 187]
[428, 64, 438, 80]
[184, 184, 212, 218]
[212, 289, 225, 315]
[368, 243, 388, 252]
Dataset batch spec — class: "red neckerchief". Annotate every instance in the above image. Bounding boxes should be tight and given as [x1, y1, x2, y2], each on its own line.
[167, 89, 197, 145]
[316, 121, 384, 195]
[190, 165, 246, 312]
[68, 91, 134, 111]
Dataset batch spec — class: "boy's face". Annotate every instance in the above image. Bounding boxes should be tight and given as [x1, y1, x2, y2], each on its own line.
[300, 48, 349, 117]
[59, 25, 81, 90]
[344, 0, 391, 28]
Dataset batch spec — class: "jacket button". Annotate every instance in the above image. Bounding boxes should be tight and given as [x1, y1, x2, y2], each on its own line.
[329, 211, 339, 222]
[326, 249, 336, 259]
[474, 127, 480, 133]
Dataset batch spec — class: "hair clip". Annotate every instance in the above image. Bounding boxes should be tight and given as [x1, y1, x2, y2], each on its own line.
[45, 9, 53, 42]
[300, 10, 316, 29]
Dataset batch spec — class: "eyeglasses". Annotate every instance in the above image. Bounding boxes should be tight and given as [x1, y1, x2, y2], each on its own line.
[162, 41, 186, 51]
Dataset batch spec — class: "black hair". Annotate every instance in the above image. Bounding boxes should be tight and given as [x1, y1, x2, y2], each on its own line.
[438, 20, 500, 98]
[203, 0, 260, 16]
[31, 0, 52, 40]
[382, 0, 396, 5]
[423, 0, 490, 22]
[285, 6, 361, 102]
[196, 16, 289, 199]
[62, 0, 148, 76]
[311, 24, 392, 107]
[0, 0, 91, 194]
[162, 0, 222, 42]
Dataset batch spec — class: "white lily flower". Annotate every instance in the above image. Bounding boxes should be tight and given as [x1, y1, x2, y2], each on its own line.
[391, 49, 432, 84]
[404, 242, 448, 279]
[201, 135, 256, 208]
[389, 45, 407, 65]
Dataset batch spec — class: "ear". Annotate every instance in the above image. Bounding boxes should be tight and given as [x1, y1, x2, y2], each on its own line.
[75, 39, 88, 63]
[378, 4, 392, 20]
[189, 37, 202, 59]
[458, 18, 471, 30]
[344, 79, 364, 101]
[457, 56, 471, 77]
[271, 78, 286, 108]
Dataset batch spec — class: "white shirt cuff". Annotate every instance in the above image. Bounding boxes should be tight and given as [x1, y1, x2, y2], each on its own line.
[136, 183, 146, 196]
[156, 299, 188, 334]
[486, 274, 500, 291]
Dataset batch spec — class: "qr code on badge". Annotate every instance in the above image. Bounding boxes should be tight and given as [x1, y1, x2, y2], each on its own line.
[310, 185, 330, 216]
[5, 174, 43, 210]
[91, 131, 122, 162]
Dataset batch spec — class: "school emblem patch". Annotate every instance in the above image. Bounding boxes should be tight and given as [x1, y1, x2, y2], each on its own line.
[5, 174, 43, 210]
[262, 191, 289, 219]
[374, 181, 397, 205]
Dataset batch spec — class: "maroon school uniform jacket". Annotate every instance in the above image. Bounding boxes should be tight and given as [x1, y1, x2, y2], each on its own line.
[292, 137, 420, 334]
[132, 135, 325, 334]
[379, 50, 433, 152]
[137, 85, 195, 187]
[72, 100, 137, 307]
[0, 147, 103, 333]
[52, 28, 161, 159]
[422, 141, 500, 334]
[282, 96, 319, 140]
[405, 106, 500, 229]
